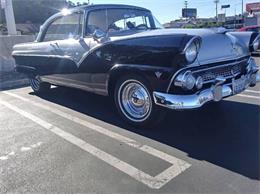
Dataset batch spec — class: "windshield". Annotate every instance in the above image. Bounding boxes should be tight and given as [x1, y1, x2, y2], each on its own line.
[153, 15, 164, 29]
[87, 8, 163, 35]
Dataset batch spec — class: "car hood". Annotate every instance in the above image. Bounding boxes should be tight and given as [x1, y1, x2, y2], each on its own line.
[110, 28, 250, 65]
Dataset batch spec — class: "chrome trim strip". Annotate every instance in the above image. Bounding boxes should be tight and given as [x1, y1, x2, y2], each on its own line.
[167, 67, 191, 93]
[41, 77, 93, 91]
[191, 59, 247, 74]
[41, 76, 108, 96]
[183, 36, 201, 53]
[12, 53, 75, 61]
[77, 43, 103, 66]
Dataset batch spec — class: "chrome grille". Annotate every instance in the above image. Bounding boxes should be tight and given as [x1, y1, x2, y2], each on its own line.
[193, 60, 247, 84]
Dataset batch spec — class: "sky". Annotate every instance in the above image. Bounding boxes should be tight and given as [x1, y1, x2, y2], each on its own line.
[73, 0, 259, 24]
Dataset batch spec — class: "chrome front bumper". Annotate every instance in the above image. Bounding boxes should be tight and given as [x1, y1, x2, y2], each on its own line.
[153, 72, 260, 110]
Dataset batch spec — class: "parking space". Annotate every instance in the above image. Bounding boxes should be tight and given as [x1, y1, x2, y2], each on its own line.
[0, 83, 259, 193]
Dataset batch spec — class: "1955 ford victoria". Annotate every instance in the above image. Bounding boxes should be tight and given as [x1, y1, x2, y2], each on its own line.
[12, 4, 260, 127]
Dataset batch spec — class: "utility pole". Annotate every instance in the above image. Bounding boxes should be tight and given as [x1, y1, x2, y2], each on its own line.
[234, 6, 237, 29]
[0, 5, 3, 24]
[241, 0, 244, 26]
[214, 0, 220, 22]
[184, 0, 188, 18]
[0, 0, 17, 35]
[184, 1, 188, 9]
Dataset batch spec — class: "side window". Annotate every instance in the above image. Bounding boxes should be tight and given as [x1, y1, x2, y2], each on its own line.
[114, 16, 151, 31]
[43, 12, 83, 42]
[86, 9, 153, 35]
[86, 9, 107, 35]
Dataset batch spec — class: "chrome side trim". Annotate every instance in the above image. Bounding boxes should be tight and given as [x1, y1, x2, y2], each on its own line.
[12, 53, 75, 62]
[183, 36, 201, 53]
[41, 76, 107, 96]
[77, 43, 103, 66]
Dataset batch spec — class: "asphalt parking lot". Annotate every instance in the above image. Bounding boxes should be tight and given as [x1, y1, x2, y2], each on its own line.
[0, 64, 260, 193]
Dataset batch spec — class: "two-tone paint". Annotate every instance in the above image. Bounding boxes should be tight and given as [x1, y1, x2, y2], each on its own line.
[12, 4, 258, 97]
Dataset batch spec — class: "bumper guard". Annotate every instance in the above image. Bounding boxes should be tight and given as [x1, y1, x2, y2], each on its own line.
[153, 70, 260, 110]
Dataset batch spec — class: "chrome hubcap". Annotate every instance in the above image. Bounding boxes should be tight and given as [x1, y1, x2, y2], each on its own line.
[30, 78, 40, 91]
[119, 80, 152, 122]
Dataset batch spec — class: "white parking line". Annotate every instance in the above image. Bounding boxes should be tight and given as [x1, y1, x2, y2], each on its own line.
[1, 92, 191, 189]
[3, 91, 189, 165]
[237, 94, 260, 100]
[245, 90, 260, 94]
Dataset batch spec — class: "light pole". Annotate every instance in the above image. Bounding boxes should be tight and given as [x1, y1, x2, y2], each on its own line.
[183, 0, 188, 19]
[0, 0, 17, 35]
[241, 0, 244, 26]
[214, 0, 220, 22]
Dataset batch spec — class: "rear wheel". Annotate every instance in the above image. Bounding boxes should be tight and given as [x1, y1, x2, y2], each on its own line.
[30, 76, 50, 94]
[114, 75, 166, 127]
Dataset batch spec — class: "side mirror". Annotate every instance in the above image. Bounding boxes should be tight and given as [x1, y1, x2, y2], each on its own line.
[93, 29, 106, 42]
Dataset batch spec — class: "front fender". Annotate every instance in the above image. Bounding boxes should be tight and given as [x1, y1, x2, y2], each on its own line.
[107, 64, 173, 95]
[228, 31, 259, 53]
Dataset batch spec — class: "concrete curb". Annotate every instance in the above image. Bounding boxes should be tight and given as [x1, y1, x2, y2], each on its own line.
[0, 79, 29, 90]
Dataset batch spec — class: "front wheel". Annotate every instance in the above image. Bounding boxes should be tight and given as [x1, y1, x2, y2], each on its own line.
[30, 76, 50, 94]
[114, 75, 166, 127]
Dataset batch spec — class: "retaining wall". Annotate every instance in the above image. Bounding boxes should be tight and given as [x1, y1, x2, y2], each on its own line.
[0, 35, 35, 89]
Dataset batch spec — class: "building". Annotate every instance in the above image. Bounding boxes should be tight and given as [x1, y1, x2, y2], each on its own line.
[164, 20, 197, 28]
[246, 2, 260, 15]
[245, 2, 260, 26]
[163, 17, 217, 29]
[224, 15, 243, 29]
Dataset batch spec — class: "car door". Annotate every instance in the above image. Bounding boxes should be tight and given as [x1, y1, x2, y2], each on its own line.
[76, 8, 111, 95]
[39, 10, 93, 89]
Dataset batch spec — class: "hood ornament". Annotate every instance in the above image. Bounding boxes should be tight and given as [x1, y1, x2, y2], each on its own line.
[214, 27, 228, 34]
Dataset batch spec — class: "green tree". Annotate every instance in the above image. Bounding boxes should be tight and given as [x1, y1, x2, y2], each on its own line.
[9, 0, 89, 24]
[12, 0, 69, 24]
[0, 8, 4, 25]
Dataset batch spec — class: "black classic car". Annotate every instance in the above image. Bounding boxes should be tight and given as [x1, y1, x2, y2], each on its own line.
[12, 4, 260, 127]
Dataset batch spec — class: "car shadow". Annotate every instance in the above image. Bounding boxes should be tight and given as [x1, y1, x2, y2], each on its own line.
[30, 86, 260, 180]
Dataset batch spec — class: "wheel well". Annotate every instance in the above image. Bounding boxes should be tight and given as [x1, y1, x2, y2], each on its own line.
[108, 70, 148, 97]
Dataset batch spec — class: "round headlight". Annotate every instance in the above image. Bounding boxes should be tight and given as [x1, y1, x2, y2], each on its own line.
[183, 72, 196, 90]
[253, 40, 259, 51]
[185, 42, 198, 63]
